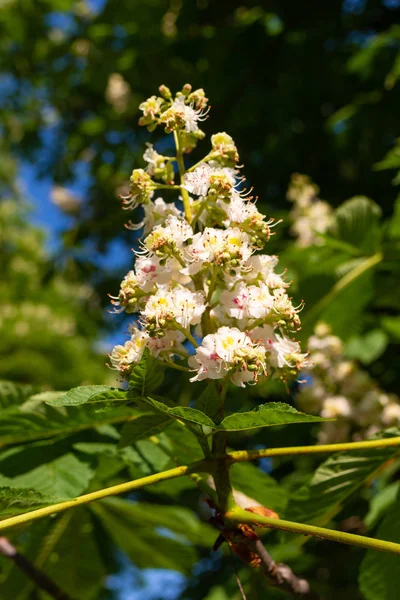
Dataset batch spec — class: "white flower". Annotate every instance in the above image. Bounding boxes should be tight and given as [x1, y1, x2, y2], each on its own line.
[189, 326, 266, 387]
[109, 328, 148, 372]
[270, 334, 307, 369]
[183, 164, 212, 196]
[143, 215, 193, 256]
[184, 227, 253, 274]
[220, 282, 274, 320]
[321, 396, 352, 419]
[171, 96, 204, 133]
[382, 402, 400, 425]
[147, 330, 186, 359]
[143, 144, 164, 175]
[249, 325, 277, 349]
[143, 285, 206, 330]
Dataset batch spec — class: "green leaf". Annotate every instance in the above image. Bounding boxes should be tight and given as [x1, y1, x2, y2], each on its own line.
[364, 481, 400, 529]
[91, 497, 199, 573]
[381, 315, 400, 341]
[329, 196, 382, 253]
[195, 382, 222, 420]
[230, 462, 287, 513]
[0, 380, 39, 409]
[129, 349, 165, 396]
[0, 452, 93, 498]
[142, 396, 216, 428]
[119, 414, 172, 447]
[46, 385, 134, 407]
[218, 402, 329, 432]
[359, 494, 400, 600]
[0, 404, 137, 446]
[345, 329, 389, 364]
[0, 486, 56, 517]
[286, 428, 400, 528]
[0, 510, 107, 600]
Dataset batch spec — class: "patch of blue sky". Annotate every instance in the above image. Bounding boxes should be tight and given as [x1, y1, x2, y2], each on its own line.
[107, 557, 187, 600]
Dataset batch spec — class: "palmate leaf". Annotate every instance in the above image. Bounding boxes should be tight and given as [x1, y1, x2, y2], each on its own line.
[129, 349, 165, 395]
[46, 385, 135, 407]
[230, 462, 287, 513]
[359, 489, 400, 600]
[0, 486, 57, 517]
[143, 398, 327, 433]
[0, 451, 94, 499]
[0, 510, 106, 600]
[217, 402, 329, 431]
[141, 396, 216, 429]
[0, 404, 137, 446]
[91, 498, 200, 573]
[0, 380, 39, 409]
[195, 382, 223, 420]
[329, 196, 382, 253]
[286, 428, 400, 527]
[119, 413, 172, 447]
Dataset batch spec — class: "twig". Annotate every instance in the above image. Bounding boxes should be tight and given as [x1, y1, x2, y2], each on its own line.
[0, 537, 73, 600]
[211, 519, 317, 599]
[226, 508, 400, 556]
[226, 435, 400, 462]
[248, 538, 318, 599]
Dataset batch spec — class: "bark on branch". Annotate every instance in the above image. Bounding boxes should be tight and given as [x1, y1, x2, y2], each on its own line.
[0, 537, 73, 600]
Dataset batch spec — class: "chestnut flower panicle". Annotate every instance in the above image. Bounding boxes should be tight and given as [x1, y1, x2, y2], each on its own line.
[110, 85, 308, 388]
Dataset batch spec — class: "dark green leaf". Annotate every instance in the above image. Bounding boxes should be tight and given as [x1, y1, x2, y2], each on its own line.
[286, 428, 400, 528]
[359, 492, 400, 600]
[91, 497, 199, 573]
[195, 382, 222, 420]
[143, 396, 216, 429]
[46, 385, 133, 407]
[0, 486, 57, 517]
[0, 404, 137, 446]
[230, 462, 287, 513]
[218, 402, 329, 431]
[0, 452, 94, 498]
[345, 329, 388, 364]
[381, 315, 400, 341]
[329, 196, 382, 253]
[129, 349, 165, 395]
[119, 414, 172, 447]
[0, 380, 39, 410]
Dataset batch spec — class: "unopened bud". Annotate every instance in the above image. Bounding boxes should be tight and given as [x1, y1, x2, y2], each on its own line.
[159, 85, 172, 100]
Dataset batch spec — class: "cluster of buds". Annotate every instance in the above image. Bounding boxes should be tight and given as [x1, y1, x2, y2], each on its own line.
[296, 324, 400, 442]
[287, 173, 333, 247]
[109, 85, 308, 387]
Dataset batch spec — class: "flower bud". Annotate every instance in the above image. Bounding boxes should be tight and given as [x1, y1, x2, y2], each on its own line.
[159, 84, 172, 100]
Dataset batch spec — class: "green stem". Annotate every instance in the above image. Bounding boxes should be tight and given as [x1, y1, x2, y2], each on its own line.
[163, 360, 190, 372]
[173, 130, 192, 223]
[227, 436, 400, 463]
[0, 461, 209, 534]
[174, 323, 199, 348]
[211, 380, 236, 513]
[154, 184, 181, 190]
[303, 252, 383, 327]
[186, 154, 212, 172]
[226, 508, 400, 556]
[190, 198, 207, 229]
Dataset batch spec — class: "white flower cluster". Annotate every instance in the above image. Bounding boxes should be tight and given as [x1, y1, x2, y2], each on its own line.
[296, 323, 400, 442]
[110, 85, 308, 387]
[287, 173, 333, 247]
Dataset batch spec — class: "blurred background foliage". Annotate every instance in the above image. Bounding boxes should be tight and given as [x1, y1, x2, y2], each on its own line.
[1, 0, 400, 599]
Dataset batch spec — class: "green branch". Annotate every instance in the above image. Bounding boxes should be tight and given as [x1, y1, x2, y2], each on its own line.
[226, 508, 400, 556]
[227, 435, 400, 463]
[0, 460, 209, 534]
